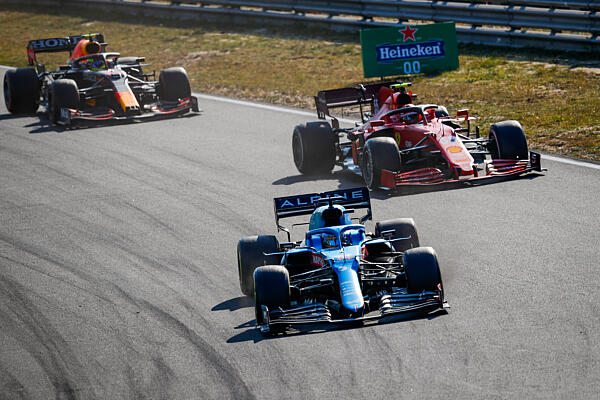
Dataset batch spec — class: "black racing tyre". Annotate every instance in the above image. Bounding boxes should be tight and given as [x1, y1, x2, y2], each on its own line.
[403, 247, 443, 297]
[488, 120, 528, 160]
[362, 137, 402, 189]
[47, 79, 79, 124]
[375, 218, 420, 253]
[3, 68, 39, 114]
[237, 235, 280, 296]
[158, 67, 191, 101]
[254, 265, 290, 325]
[292, 121, 336, 174]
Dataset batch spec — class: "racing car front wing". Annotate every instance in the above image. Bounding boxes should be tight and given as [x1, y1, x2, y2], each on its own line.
[257, 289, 448, 334]
[380, 151, 544, 190]
[55, 96, 199, 126]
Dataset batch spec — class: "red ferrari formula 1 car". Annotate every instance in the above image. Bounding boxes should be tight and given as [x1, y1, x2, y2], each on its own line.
[3, 33, 198, 126]
[292, 81, 543, 190]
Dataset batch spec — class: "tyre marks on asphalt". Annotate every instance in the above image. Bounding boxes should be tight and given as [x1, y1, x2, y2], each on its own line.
[0, 365, 29, 400]
[137, 299, 255, 399]
[0, 275, 92, 400]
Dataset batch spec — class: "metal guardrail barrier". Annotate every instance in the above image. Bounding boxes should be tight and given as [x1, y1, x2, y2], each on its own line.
[6, 0, 600, 51]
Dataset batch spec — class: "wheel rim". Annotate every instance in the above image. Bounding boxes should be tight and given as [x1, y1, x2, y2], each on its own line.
[292, 132, 304, 168]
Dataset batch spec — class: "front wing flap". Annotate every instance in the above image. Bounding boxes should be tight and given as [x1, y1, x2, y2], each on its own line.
[380, 151, 544, 190]
[55, 96, 199, 126]
[258, 290, 448, 334]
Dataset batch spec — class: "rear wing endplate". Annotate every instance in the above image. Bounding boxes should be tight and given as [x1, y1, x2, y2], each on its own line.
[27, 33, 105, 65]
[274, 187, 372, 235]
[315, 80, 406, 125]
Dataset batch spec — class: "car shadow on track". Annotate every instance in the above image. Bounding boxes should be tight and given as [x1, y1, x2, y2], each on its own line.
[212, 296, 254, 312]
[0, 113, 27, 122]
[273, 169, 544, 200]
[225, 308, 448, 344]
[0, 110, 201, 134]
[272, 169, 364, 187]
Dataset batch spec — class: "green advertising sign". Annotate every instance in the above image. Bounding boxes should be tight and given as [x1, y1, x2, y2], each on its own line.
[360, 22, 459, 78]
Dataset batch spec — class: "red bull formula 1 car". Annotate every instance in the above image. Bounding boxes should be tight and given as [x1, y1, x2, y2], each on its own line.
[292, 81, 543, 190]
[237, 187, 447, 335]
[3, 33, 198, 126]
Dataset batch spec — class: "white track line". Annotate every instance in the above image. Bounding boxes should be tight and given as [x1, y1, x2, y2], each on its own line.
[195, 92, 356, 124]
[1, 65, 597, 170]
[539, 154, 600, 170]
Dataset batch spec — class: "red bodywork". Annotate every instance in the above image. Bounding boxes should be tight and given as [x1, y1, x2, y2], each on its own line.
[319, 83, 542, 190]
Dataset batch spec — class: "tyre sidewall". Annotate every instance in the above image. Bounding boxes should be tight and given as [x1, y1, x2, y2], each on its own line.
[489, 120, 528, 159]
[403, 247, 443, 296]
[254, 266, 290, 325]
[375, 218, 420, 252]
[4, 68, 39, 114]
[237, 235, 280, 296]
[48, 79, 79, 123]
[292, 121, 335, 174]
[158, 67, 191, 101]
[362, 137, 401, 189]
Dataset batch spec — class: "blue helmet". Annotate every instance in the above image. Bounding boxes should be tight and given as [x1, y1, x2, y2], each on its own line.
[309, 205, 352, 230]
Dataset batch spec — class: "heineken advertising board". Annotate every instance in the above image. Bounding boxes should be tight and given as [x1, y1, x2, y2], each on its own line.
[360, 22, 459, 78]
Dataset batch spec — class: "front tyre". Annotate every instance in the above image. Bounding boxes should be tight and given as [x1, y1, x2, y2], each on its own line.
[4, 68, 39, 114]
[362, 137, 401, 189]
[292, 121, 336, 174]
[375, 218, 419, 252]
[158, 67, 191, 101]
[254, 265, 290, 327]
[488, 120, 528, 160]
[237, 235, 280, 296]
[403, 247, 443, 298]
[47, 79, 79, 124]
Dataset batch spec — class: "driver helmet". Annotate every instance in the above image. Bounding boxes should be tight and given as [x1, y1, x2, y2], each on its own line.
[394, 91, 413, 108]
[69, 38, 101, 63]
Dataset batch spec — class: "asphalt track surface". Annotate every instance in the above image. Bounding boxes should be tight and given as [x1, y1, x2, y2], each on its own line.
[1, 66, 599, 399]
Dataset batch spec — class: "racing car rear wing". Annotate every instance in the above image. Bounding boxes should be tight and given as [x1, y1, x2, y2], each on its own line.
[27, 33, 105, 65]
[274, 187, 372, 236]
[314, 80, 416, 126]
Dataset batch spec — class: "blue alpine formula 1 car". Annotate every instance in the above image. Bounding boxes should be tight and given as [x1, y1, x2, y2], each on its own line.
[237, 187, 448, 334]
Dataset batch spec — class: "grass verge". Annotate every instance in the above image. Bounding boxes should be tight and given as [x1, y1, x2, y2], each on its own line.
[1, 4, 598, 161]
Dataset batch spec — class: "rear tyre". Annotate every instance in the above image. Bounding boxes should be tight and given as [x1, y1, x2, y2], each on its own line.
[237, 235, 280, 296]
[362, 137, 401, 189]
[47, 79, 79, 124]
[403, 247, 443, 297]
[488, 120, 528, 159]
[375, 218, 419, 252]
[3, 68, 39, 114]
[292, 121, 336, 174]
[158, 67, 191, 101]
[254, 265, 290, 326]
